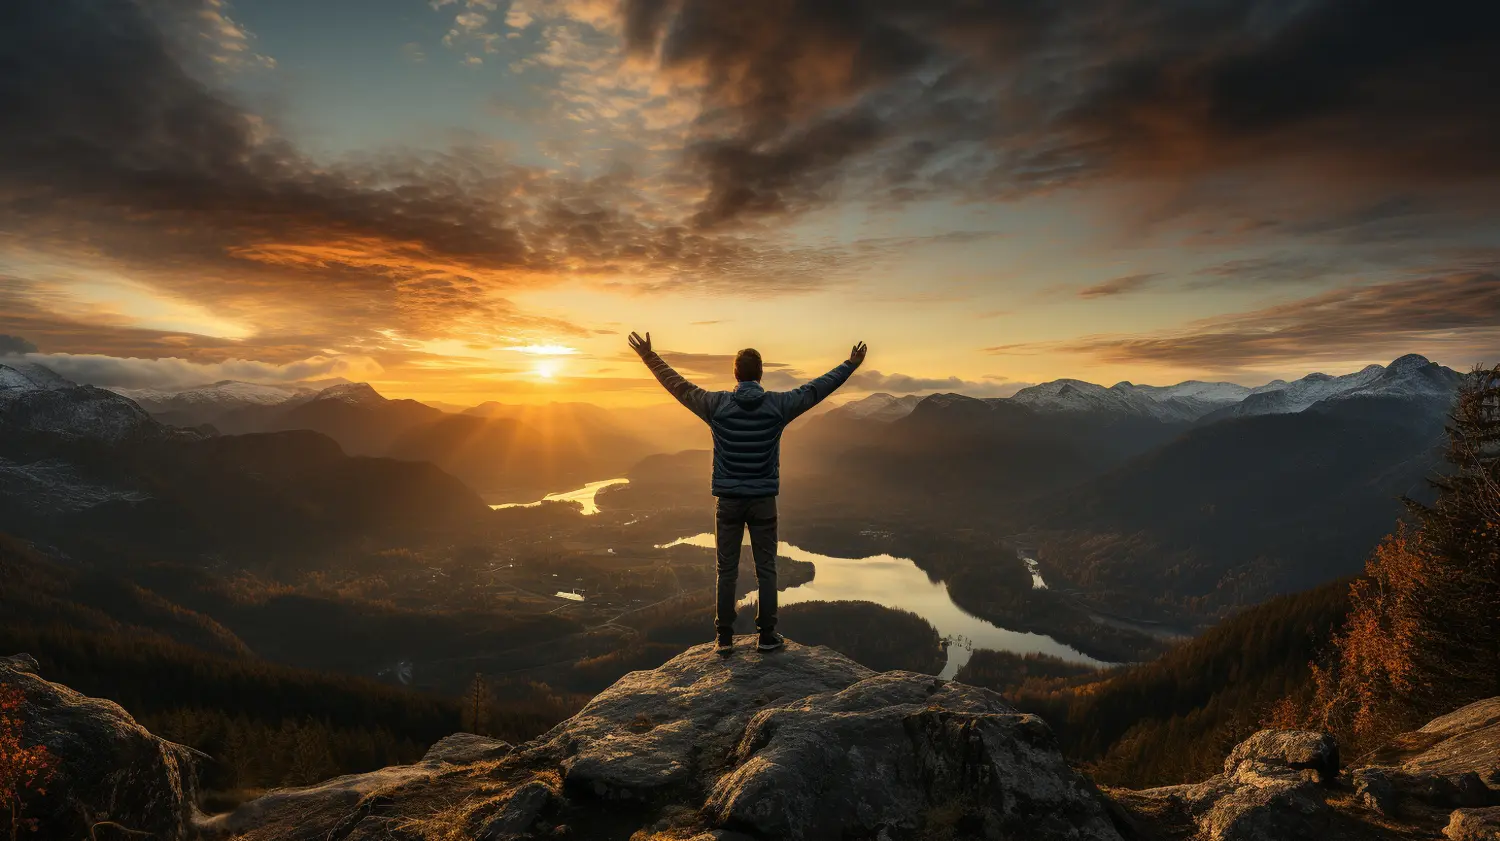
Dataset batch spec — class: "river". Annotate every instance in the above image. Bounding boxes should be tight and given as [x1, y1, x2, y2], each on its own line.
[657, 533, 1108, 679]
[489, 478, 628, 516]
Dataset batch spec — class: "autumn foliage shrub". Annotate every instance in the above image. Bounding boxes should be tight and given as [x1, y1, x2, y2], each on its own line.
[0, 685, 56, 840]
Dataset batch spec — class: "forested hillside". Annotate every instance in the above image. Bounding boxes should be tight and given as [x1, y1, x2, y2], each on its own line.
[957, 580, 1351, 786]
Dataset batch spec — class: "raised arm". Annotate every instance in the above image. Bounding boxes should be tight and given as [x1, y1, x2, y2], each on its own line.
[778, 341, 867, 421]
[629, 331, 715, 423]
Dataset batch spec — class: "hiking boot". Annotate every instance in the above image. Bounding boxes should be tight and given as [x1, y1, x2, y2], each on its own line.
[756, 631, 785, 652]
[716, 629, 734, 653]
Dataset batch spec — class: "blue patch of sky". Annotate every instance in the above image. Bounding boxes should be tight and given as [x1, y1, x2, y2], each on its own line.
[222, 0, 559, 166]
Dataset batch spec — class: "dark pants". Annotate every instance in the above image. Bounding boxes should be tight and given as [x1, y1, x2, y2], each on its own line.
[715, 495, 778, 633]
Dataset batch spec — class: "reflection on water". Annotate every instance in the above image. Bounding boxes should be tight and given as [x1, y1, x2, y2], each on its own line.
[490, 478, 628, 516]
[658, 533, 1109, 678]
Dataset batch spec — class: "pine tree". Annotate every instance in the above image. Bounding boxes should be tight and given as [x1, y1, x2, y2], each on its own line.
[1301, 365, 1500, 750]
[462, 673, 491, 737]
[1422, 364, 1500, 697]
[285, 721, 337, 787]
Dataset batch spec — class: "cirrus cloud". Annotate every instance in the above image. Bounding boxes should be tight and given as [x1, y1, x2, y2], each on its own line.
[995, 267, 1500, 372]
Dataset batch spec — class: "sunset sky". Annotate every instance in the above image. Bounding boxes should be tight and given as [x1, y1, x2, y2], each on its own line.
[2, 0, 1497, 405]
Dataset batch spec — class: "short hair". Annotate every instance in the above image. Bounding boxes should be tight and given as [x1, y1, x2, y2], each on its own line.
[734, 348, 763, 382]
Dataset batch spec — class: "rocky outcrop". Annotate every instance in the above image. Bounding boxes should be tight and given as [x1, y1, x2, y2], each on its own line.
[1116, 697, 1500, 840]
[197, 733, 516, 839]
[1115, 730, 1353, 841]
[701, 673, 1118, 840]
[0, 653, 199, 840]
[19, 640, 1500, 841]
[213, 640, 1123, 841]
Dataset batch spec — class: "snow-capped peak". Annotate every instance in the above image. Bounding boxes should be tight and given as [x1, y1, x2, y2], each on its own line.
[831, 392, 924, 422]
[1387, 353, 1434, 373]
[1233, 356, 1459, 416]
[1010, 378, 1232, 422]
[1235, 364, 1388, 416]
[112, 380, 315, 411]
[0, 361, 161, 442]
[1317, 355, 1460, 406]
[314, 383, 387, 406]
[1129, 380, 1254, 404]
[0, 360, 74, 393]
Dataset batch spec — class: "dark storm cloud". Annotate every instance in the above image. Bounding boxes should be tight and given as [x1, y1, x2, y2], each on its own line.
[626, 0, 1500, 226]
[0, 0, 862, 329]
[0, 335, 39, 356]
[0, 0, 527, 265]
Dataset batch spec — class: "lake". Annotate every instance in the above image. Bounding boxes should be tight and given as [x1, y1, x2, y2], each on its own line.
[657, 533, 1109, 678]
[490, 478, 628, 516]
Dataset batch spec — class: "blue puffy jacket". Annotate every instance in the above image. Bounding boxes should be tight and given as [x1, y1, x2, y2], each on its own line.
[641, 352, 859, 497]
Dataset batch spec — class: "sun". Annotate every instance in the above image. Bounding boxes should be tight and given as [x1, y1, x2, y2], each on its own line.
[533, 359, 561, 379]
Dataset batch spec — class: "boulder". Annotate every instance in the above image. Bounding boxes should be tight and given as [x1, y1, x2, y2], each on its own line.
[1117, 703, 1500, 840]
[424, 732, 514, 765]
[1344, 697, 1500, 819]
[1364, 697, 1500, 777]
[536, 637, 873, 802]
[470, 779, 556, 841]
[1225, 730, 1341, 785]
[1352, 767, 1398, 816]
[0, 653, 198, 841]
[1445, 806, 1500, 840]
[704, 672, 1120, 840]
[1125, 729, 1348, 841]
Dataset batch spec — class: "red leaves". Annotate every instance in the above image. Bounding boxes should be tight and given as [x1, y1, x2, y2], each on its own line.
[1, 685, 57, 839]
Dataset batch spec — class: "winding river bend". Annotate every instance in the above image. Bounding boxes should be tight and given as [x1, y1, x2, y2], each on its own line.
[489, 478, 628, 516]
[658, 533, 1108, 679]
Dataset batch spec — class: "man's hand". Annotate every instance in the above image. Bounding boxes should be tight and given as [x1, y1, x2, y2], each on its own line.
[628, 331, 653, 357]
[848, 341, 867, 367]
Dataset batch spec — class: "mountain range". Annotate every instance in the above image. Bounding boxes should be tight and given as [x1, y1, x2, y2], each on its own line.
[103, 380, 667, 496]
[112, 381, 319, 427]
[0, 361, 489, 559]
[828, 353, 1461, 424]
[781, 354, 1463, 614]
[1, 352, 1470, 606]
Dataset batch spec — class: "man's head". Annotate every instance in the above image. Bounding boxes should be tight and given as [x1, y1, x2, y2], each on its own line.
[734, 348, 763, 383]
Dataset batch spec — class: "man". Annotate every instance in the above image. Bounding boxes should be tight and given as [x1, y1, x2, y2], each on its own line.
[629, 332, 867, 653]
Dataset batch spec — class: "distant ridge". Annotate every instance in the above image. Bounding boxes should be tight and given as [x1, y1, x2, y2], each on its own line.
[824, 392, 925, 422]
[817, 354, 1462, 424]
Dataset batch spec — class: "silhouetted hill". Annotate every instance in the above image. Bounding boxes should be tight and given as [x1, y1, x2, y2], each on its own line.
[0, 364, 490, 559]
[36, 430, 489, 559]
[388, 411, 653, 496]
[249, 383, 444, 456]
[466, 399, 707, 462]
[1032, 407, 1444, 613]
[0, 535, 250, 657]
[785, 392, 1188, 520]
